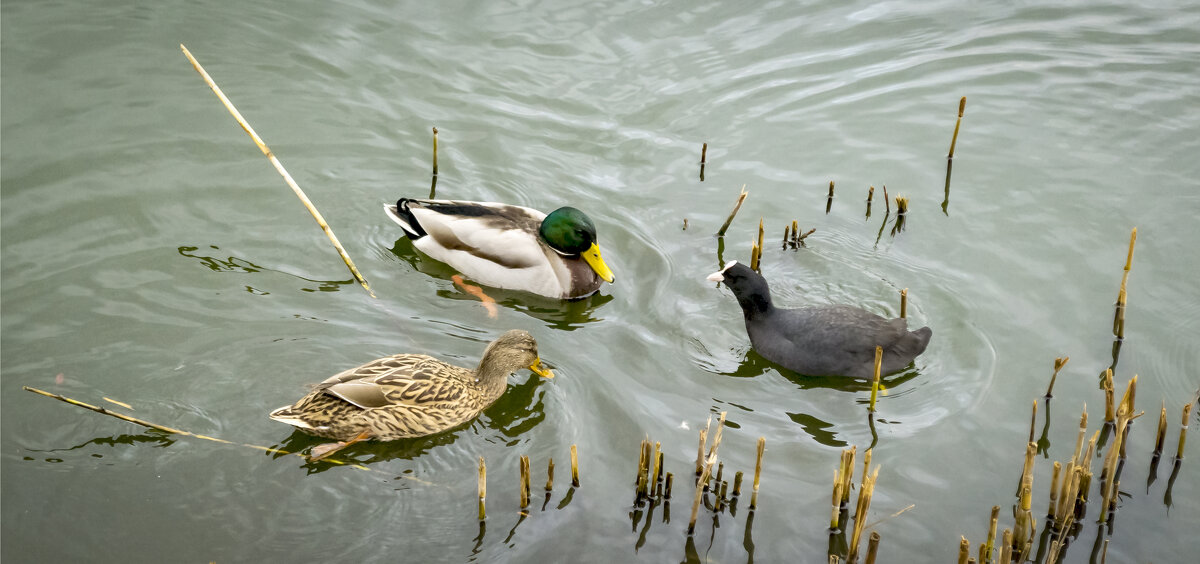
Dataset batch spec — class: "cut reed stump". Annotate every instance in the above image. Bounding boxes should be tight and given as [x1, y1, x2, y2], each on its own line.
[178, 45, 375, 298]
[716, 185, 748, 237]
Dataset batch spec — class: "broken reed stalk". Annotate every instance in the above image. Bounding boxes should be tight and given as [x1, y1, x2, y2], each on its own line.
[958, 536, 970, 564]
[1114, 228, 1136, 339]
[431, 127, 439, 176]
[1045, 357, 1069, 398]
[652, 442, 662, 487]
[695, 420, 710, 477]
[1013, 442, 1036, 553]
[688, 441, 721, 534]
[840, 446, 857, 505]
[1047, 461, 1062, 517]
[1117, 375, 1138, 458]
[899, 289, 908, 318]
[848, 463, 880, 562]
[478, 456, 487, 520]
[716, 185, 748, 236]
[750, 218, 765, 271]
[733, 471, 744, 496]
[869, 346, 883, 412]
[1177, 403, 1193, 461]
[984, 505, 1000, 562]
[948, 96, 966, 159]
[830, 469, 844, 530]
[665, 472, 675, 499]
[999, 529, 1013, 564]
[895, 197, 909, 216]
[750, 436, 765, 509]
[1028, 400, 1038, 443]
[826, 181, 835, 214]
[1102, 369, 1116, 423]
[782, 225, 791, 249]
[519, 455, 531, 510]
[865, 531, 881, 564]
[1154, 401, 1168, 455]
[178, 45, 374, 298]
[883, 185, 890, 215]
[546, 458, 555, 492]
[867, 185, 875, 203]
[701, 142, 708, 164]
[571, 444, 580, 487]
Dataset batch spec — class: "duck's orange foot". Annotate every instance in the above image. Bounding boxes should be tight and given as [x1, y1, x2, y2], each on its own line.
[452, 275, 498, 318]
[307, 431, 370, 462]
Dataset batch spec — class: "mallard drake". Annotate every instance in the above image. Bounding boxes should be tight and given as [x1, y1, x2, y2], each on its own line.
[384, 198, 615, 299]
[707, 261, 932, 379]
[268, 330, 554, 442]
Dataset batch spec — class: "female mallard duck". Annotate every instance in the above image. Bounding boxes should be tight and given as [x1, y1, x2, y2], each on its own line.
[269, 330, 554, 444]
[384, 198, 615, 299]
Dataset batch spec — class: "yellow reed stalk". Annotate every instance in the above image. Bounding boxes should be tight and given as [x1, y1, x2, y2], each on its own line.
[869, 346, 883, 411]
[848, 464, 880, 562]
[1124, 227, 1137, 271]
[998, 529, 1013, 564]
[1047, 461, 1061, 517]
[545, 458, 554, 492]
[519, 455, 531, 510]
[570, 444, 580, 487]
[1029, 400, 1039, 443]
[1102, 369, 1115, 423]
[751, 436, 765, 509]
[958, 536, 970, 564]
[178, 45, 374, 297]
[478, 456, 487, 520]
[716, 185, 748, 236]
[1045, 356, 1069, 397]
[984, 505, 1000, 563]
[1155, 401, 1168, 455]
[948, 96, 966, 158]
[830, 469, 844, 530]
[1178, 403, 1193, 460]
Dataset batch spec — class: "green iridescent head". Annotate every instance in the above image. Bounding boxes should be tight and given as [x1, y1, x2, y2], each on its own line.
[539, 207, 615, 283]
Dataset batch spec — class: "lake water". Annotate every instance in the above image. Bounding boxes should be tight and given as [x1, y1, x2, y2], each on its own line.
[3, 1, 1198, 562]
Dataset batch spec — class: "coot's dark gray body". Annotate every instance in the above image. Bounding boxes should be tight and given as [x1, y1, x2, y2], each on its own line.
[708, 261, 932, 379]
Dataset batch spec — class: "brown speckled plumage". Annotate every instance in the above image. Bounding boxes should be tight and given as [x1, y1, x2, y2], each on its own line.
[269, 330, 553, 441]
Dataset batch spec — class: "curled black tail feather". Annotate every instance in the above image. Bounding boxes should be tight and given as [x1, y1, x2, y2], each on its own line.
[393, 198, 427, 238]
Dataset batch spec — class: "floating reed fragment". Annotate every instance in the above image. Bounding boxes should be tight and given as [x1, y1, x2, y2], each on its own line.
[1045, 357, 1069, 398]
[869, 346, 883, 412]
[178, 45, 375, 298]
[716, 185, 748, 237]
[571, 444, 580, 487]
[948, 96, 966, 159]
[900, 288, 908, 319]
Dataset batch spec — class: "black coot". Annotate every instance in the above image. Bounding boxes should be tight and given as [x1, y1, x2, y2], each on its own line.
[707, 261, 932, 379]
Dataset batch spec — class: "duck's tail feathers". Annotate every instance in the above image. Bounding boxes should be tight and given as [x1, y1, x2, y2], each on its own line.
[384, 198, 427, 238]
[268, 406, 316, 430]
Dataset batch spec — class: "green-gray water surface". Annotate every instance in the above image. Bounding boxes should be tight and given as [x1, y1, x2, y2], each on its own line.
[3, 1, 1199, 562]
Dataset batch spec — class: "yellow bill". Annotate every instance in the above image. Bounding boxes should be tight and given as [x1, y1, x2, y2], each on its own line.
[529, 358, 555, 379]
[581, 242, 616, 283]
